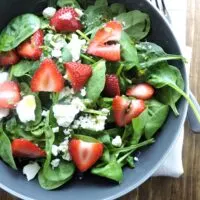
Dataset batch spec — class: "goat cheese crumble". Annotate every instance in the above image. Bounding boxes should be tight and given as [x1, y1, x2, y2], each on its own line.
[16, 95, 36, 123]
[51, 159, 60, 169]
[23, 162, 40, 181]
[43, 7, 56, 19]
[0, 72, 9, 83]
[112, 136, 122, 147]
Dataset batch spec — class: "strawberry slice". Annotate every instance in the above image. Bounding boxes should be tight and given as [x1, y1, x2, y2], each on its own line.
[64, 62, 92, 92]
[103, 74, 120, 97]
[50, 7, 82, 32]
[112, 96, 145, 127]
[31, 59, 64, 92]
[126, 83, 155, 100]
[17, 29, 44, 60]
[12, 139, 46, 158]
[0, 81, 21, 109]
[87, 21, 122, 61]
[0, 50, 20, 66]
[69, 139, 104, 172]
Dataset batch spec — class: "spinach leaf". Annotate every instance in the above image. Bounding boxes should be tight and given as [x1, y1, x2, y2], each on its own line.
[62, 46, 72, 62]
[72, 134, 101, 143]
[120, 31, 139, 66]
[57, 0, 80, 8]
[110, 3, 126, 16]
[12, 60, 39, 77]
[40, 17, 50, 30]
[86, 60, 106, 101]
[116, 10, 150, 41]
[94, 0, 108, 6]
[0, 14, 40, 51]
[145, 100, 169, 139]
[91, 159, 123, 183]
[0, 126, 17, 169]
[147, 64, 184, 115]
[131, 109, 148, 144]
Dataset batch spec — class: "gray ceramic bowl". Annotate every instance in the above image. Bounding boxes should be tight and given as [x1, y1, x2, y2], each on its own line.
[0, 0, 188, 199]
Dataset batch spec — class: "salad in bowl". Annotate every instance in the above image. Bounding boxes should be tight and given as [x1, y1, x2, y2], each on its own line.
[0, 0, 196, 190]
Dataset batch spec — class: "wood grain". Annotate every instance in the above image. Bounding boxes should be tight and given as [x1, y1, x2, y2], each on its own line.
[0, 0, 199, 199]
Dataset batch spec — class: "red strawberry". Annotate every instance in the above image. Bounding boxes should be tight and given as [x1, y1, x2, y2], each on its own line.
[69, 139, 104, 172]
[126, 83, 155, 100]
[0, 50, 20, 66]
[0, 81, 21, 109]
[50, 7, 82, 32]
[112, 96, 145, 127]
[103, 74, 120, 97]
[12, 139, 46, 158]
[87, 21, 122, 61]
[64, 62, 92, 91]
[17, 29, 44, 60]
[31, 59, 64, 92]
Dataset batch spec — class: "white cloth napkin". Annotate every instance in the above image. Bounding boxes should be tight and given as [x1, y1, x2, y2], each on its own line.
[152, 0, 189, 177]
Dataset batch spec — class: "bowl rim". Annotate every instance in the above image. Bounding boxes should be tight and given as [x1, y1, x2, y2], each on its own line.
[0, 1, 189, 199]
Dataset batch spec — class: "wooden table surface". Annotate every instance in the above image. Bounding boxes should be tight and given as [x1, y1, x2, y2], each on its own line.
[1, 0, 200, 199]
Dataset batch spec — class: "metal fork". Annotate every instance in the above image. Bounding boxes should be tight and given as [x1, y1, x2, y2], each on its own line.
[150, 0, 200, 133]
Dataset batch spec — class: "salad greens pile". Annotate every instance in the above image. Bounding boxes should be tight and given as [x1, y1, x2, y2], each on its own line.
[0, 0, 198, 190]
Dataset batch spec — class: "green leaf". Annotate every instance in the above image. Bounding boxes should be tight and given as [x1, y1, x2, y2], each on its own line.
[91, 159, 123, 183]
[116, 10, 150, 40]
[0, 126, 17, 169]
[12, 60, 39, 77]
[147, 64, 184, 114]
[145, 100, 169, 139]
[0, 14, 40, 51]
[86, 60, 106, 101]
[94, 0, 108, 6]
[131, 109, 148, 144]
[72, 134, 101, 143]
[61, 46, 73, 62]
[110, 3, 126, 16]
[57, 0, 80, 8]
[120, 31, 139, 66]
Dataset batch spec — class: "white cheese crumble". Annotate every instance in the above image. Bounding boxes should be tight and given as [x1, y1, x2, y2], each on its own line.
[0, 72, 9, 83]
[134, 157, 139, 162]
[51, 158, 60, 169]
[101, 108, 110, 114]
[52, 127, 59, 133]
[80, 87, 86, 97]
[52, 49, 62, 58]
[53, 104, 79, 128]
[59, 87, 74, 100]
[23, 162, 40, 181]
[41, 110, 49, 117]
[0, 108, 9, 120]
[43, 7, 56, 19]
[75, 8, 84, 17]
[67, 33, 86, 62]
[72, 114, 107, 131]
[64, 129, 72, 135]
[71, 97, 86, 111]
[112, 136, 122, 147]
[52, 144, 59, 157]
[16, 95, 36, 123]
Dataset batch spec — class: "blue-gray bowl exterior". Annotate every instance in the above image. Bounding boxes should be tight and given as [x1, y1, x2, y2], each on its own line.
[0, 0, 188, 200]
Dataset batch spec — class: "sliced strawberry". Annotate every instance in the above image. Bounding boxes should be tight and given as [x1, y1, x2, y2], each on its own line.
[12, 139, 46, 158]
[64, 62, 92, 92]
[17, 29, 44, 60]
[50, 7, 82, 32]
[112, 96, 145, 127]
[31, 59, 64, 92]
[0, 50, 20, 66]
[103, 74, 120, 97]
[69, 139, 104, 172]
[0, 81, 21, 109]
[126, 83, 155, 100]
[87, 21, 122, 61]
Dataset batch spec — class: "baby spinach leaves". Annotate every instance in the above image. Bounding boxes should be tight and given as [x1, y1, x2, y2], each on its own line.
[116, 10, 150, 41]
[0, 125, 17, 169]
[11, 60, 40, 77]
[110, 3, 126, 16]
[86, 60, 106, 101]
[57, 0, 80, 8]
[0, 14, 40, 51]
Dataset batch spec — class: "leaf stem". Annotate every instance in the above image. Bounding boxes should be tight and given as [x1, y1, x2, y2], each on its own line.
[76, 30, 90, 42]
[83, 109, 106, 115]
[116, 64, 124, 76]
[169, 83, 200, 123]
[80, 54, 96, 63]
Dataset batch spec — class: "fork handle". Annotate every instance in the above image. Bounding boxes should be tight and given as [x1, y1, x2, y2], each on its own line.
[187, 91, 200, 133]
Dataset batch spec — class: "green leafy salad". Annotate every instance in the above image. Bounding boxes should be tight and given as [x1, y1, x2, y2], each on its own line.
[0, 0, 198, 190]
